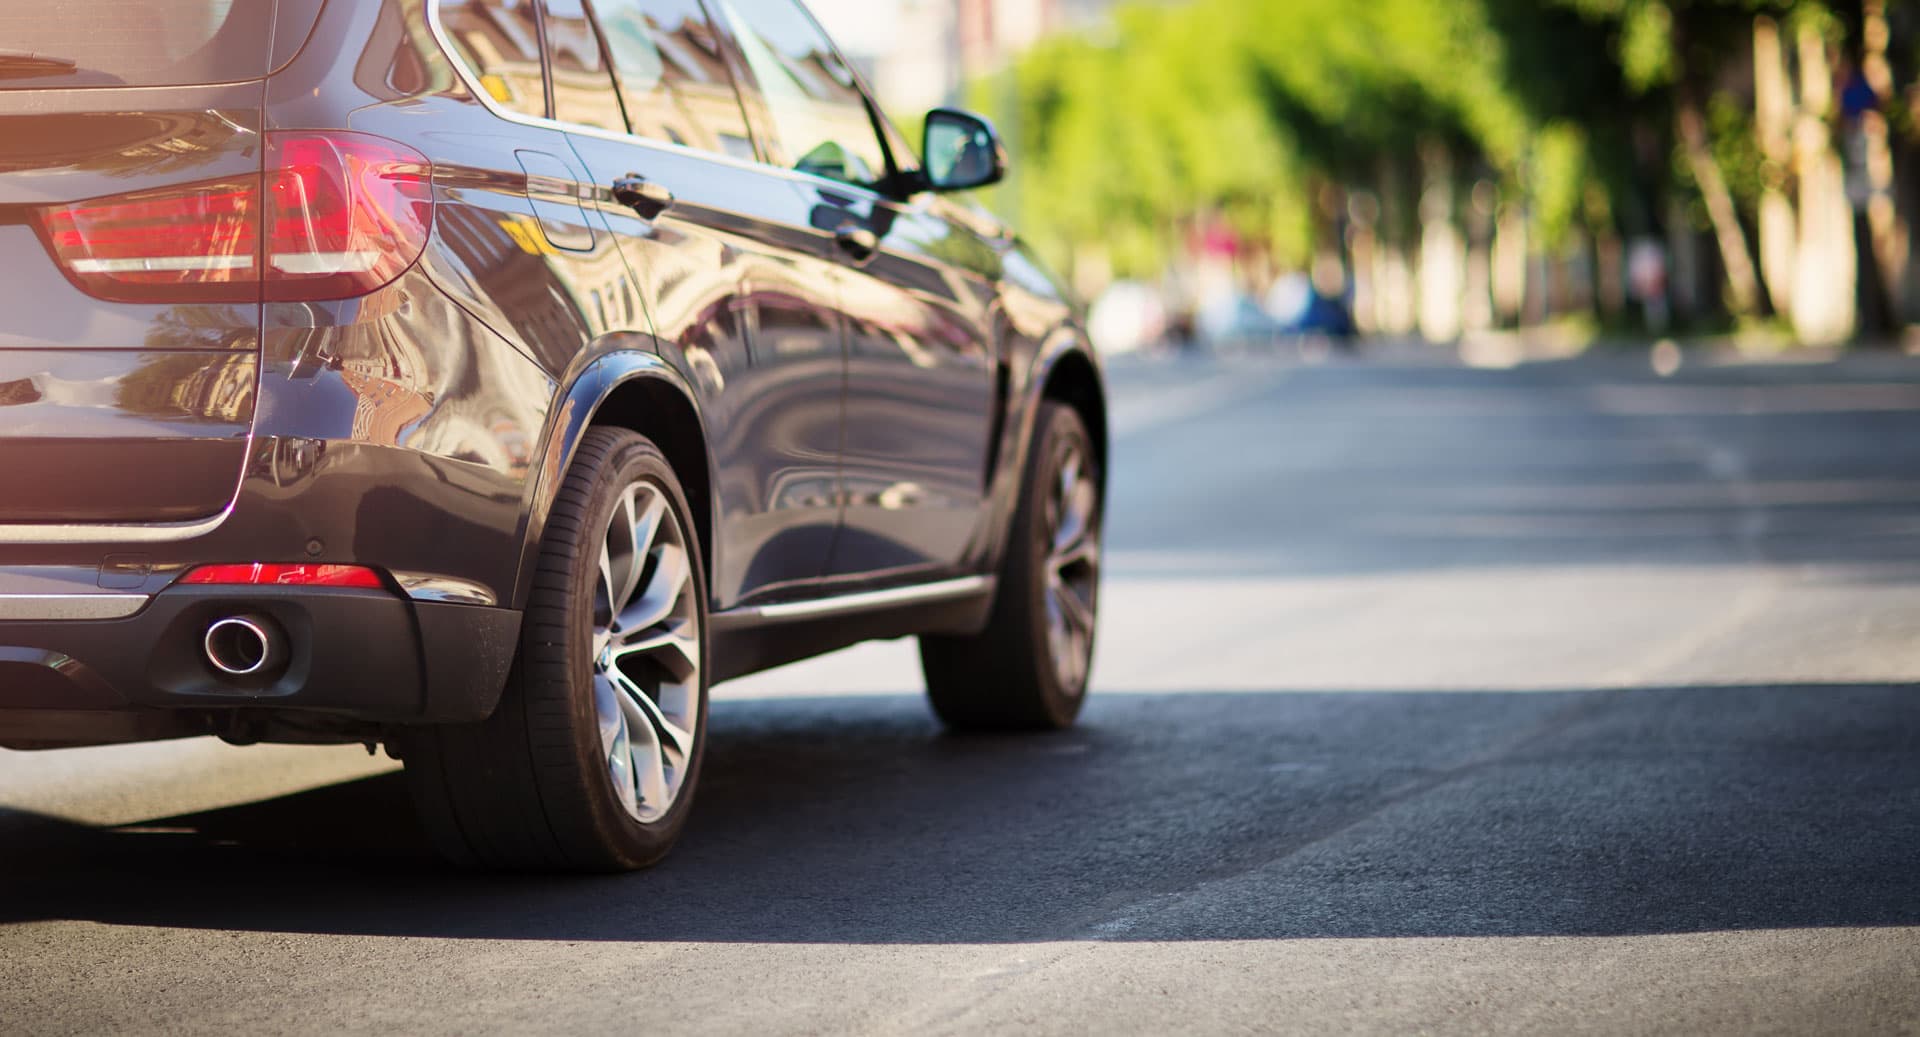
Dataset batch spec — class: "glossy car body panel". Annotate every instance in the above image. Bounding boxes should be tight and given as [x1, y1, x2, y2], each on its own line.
[811, 184, 1000, 579]
[0, 100, 265, 524]
[561, 127, 847, 608]
[0, 350, 254, 522]
[0, 0, 1105, 751]
[248, 270, 553, 605]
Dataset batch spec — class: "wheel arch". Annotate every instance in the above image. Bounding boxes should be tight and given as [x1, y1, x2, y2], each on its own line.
[590, 375, 716, 591]
[515, 352, 717, 611]
[1036, 344, 1109, 493]
[970, 332, 1108, 579]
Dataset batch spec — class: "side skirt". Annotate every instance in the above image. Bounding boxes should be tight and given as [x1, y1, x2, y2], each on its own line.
[708, 577, 996, 684]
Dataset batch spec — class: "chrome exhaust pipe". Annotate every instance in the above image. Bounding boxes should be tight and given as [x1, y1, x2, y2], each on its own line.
[203, 615, 286, 677]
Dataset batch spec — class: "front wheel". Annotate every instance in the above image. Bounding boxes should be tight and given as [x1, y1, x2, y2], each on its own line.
[921, 401, 1102, 732]
[404, 427, 709, 872]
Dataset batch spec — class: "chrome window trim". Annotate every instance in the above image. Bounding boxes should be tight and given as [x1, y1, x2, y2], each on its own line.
[0, 594, 149, 621]
[428, 0, 765, 175]
[422, 0, 916, 207]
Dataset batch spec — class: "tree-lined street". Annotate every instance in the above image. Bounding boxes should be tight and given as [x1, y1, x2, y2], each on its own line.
[987, 1, 1918, 348]
[3, 345, 1920, 1033]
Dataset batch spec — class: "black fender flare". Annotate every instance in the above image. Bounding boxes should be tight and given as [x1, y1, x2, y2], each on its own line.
[509, 348, 715, 611]
[1026, 330, 1109, 476]
[976, 327, 1108, 573]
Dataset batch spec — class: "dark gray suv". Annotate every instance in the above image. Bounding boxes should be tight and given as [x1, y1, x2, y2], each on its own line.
[0, 0, 1106, 870]
[3, 0, 1113, 875]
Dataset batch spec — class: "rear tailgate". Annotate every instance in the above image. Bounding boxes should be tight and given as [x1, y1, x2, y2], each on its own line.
[0, 100, 264, 524]
[0, 2, 320, 526]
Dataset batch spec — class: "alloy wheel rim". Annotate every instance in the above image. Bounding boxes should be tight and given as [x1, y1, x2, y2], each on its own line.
[590, 481, 700, 824]
[1044, 440, 1100, 695]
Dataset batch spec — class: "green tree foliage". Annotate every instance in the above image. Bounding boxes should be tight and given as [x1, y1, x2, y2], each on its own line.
[980, 0, 1622, 275]
[978, 0, 1906, 337]
[979, 2, 1298, 274]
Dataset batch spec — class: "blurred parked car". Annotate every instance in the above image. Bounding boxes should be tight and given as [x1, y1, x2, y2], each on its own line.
[1269, 272, 1357, 344]
[1197, 292, 1281, 349]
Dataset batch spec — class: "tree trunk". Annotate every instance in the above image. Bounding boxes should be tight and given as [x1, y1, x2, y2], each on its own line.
[1348, 200, 1379, 336]
[1417, 139, 1464, 342]
[1493, 201, 1528, 327]
[1594, 227, 1625, 322]
[1859, 0, 1909, 326]
[1463, 179, 1497, 333]
[1668, 195, 1705, 325]
[1676, 85, 1766, 317]
[1792, 19, 1857, 345]
[1373, 155, 1417, 335]
[1753, 15, 1797, 322]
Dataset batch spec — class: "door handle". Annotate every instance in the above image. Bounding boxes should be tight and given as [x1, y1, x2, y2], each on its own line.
[612, 173, 675, 219]
[834, 223, 879, 263]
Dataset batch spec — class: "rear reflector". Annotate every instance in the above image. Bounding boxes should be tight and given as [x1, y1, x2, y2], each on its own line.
[34, 132, 433, 304]
[180, 564, 386, 590]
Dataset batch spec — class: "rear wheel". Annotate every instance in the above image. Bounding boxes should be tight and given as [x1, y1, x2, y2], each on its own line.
[921, 401, 1102, 731]
[404, 427, 708, 872]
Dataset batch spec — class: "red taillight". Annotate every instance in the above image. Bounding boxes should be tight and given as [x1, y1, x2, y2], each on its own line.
[38, 179, 260, 302]
[180, 564, 386, 590]
[261, 135, 435, 302]
[34, 132, 433, 304]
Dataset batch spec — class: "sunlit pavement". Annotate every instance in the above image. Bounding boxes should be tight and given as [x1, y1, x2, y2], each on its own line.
[5, 342, 1920, 1034]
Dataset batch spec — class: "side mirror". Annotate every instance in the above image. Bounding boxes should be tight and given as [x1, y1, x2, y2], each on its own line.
[921, 108, 1007, 193]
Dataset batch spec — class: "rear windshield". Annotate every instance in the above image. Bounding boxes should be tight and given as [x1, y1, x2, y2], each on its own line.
[0, 1, 320, 89]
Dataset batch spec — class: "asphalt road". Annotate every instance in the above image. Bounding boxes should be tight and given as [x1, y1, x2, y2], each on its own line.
[5, 343, 1920, 1034]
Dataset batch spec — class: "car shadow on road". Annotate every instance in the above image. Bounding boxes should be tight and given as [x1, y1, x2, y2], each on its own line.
[1, 683, 1916, 944]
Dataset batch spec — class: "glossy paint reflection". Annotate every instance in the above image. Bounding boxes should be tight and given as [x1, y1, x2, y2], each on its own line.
[0, 349, 254, 523]
[567, 126, 846, 607]
[809, 186, 1001, 577]
[245, 270, 553, 598]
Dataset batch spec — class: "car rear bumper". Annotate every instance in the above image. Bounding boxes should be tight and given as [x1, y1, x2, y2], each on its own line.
[0, 579, 520, 748]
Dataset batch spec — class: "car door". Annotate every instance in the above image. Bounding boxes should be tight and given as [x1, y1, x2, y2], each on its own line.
[538, 0, 847, 609]
[808, 182, 1001, 579]
[708, 0, 999, 580]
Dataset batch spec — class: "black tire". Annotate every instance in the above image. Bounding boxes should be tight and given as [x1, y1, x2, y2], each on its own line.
[403, 427, 710, 873]
[921, 401, 1102, 732]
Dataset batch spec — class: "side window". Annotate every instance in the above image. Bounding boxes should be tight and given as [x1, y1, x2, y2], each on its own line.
[709, 0, 891, 189]
[439, 0, 548, 119]
[543, 0, 625, 131]
[591, 0, 757, 161]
